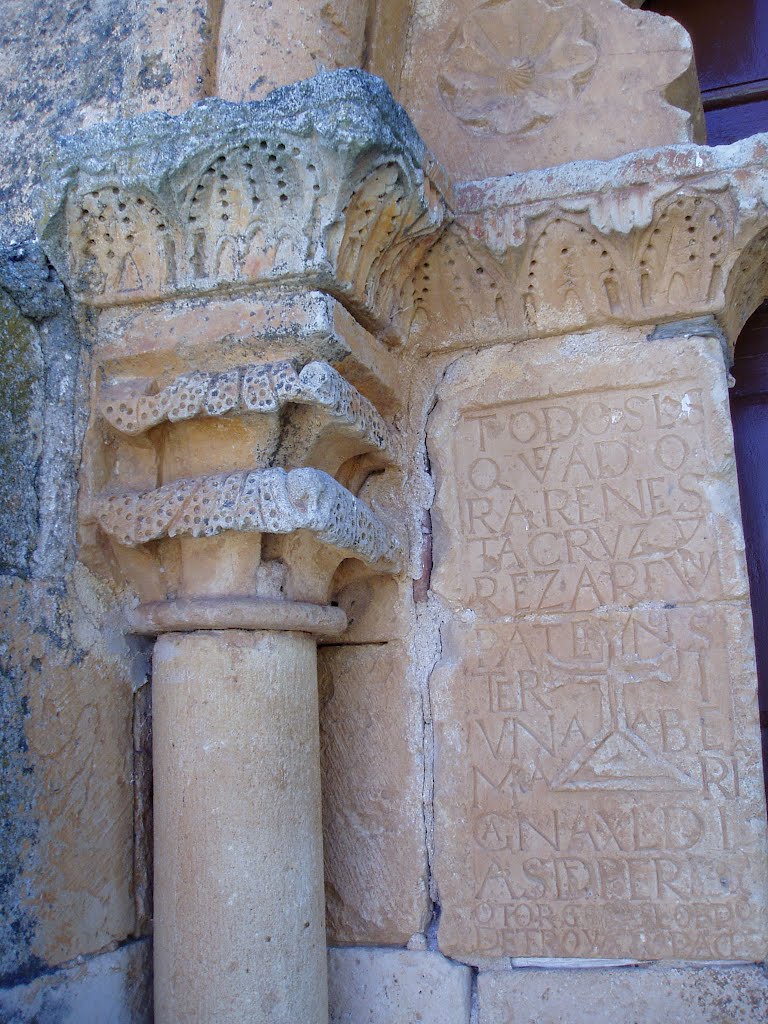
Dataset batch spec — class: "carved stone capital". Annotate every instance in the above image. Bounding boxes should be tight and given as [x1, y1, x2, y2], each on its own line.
[94, 467, 402, 571]
[38, 72, 423, 630]
[403, 134, 768, 353]
[39, 69, 448, 336]
[84, 340, 405, 618]
[98, 358, 396, 466]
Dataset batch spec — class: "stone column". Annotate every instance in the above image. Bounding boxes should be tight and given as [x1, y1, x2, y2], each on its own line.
[153, 629, 326, 1022]
[91, 360, 405, 1024]
[38, 70, 445, 1024]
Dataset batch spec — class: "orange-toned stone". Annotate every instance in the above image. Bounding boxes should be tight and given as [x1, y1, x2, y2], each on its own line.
[94, 293, 401, 414]
[400, 0, 704, 179]
[153, 629, 328, 1023]
[402, 137, 768, 355]
[0, 572, 137, 968]
[125, 0, 216, 116]
[365, 0, 412, 98]
[216, 0, 369, 101]
[427, 328, 768, 962]
[319, 643, 430, 944]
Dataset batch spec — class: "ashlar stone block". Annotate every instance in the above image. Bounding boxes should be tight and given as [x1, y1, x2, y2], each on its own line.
[216, 0, 368, 101]
[478, 964, 768, 1024]
[328, 947, 472, 1024]
[427, 327, 768, 963]
[319, 644, 431, 945]
[0, 939, 152, 1024]
[400, 0, 703, 179]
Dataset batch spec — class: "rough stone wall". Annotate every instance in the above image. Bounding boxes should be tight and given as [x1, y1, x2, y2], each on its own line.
[1, 0, 217, 235]
[0, 3, 206, 1008]
[0, 245, 153, 1016]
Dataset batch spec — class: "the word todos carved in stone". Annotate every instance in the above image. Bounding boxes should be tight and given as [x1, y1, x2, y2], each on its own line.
[428, 334, 768, 963]
[455, 381, 718, 614]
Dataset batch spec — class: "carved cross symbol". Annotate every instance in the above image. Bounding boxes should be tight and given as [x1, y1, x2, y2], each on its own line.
[543, 617, 695, 791]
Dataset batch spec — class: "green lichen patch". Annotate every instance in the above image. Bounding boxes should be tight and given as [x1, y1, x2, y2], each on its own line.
[0, 291, 43, 576]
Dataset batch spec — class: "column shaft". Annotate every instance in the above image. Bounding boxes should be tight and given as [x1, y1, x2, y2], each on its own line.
[153, 629, 328, 1024]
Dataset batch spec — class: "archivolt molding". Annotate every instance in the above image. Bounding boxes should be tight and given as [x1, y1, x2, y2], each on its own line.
[40, 70, 447, 335]
[402, 135, 768, 351]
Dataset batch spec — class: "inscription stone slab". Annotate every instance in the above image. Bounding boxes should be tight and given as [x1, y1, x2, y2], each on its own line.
[428, 329, 768, 962]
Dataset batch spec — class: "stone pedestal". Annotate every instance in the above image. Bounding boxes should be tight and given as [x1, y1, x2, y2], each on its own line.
[153, 630, 326, 1024]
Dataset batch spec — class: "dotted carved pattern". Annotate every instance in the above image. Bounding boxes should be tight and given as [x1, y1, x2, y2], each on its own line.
[722, 226, 768, 341]
[95, 467, 402, 571]
[100, 359, 391, 456]
[184, 140, 320, 283]
[405, 227, 510, 333]
[72, 187, 177, 299]
[330, 160, 444, 324]
[64, 138, 444, 327]
[404, 189, 738, 340]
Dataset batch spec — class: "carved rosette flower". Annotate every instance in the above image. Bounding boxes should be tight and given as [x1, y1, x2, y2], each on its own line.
[438, 0, 598, 136]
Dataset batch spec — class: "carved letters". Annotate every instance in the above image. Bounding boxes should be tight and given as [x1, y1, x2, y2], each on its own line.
[455, 381, 720, 614]
[428, 334, 768, 962]
[444, 607, 758, 960]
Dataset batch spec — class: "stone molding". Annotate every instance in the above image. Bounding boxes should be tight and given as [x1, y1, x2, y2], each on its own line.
[128, 596, 348, 636]
[39, 69, 447, 335]
[99, 358, 394, 460]
[95, 466, 402, 570]
[403, 135, 768, 351]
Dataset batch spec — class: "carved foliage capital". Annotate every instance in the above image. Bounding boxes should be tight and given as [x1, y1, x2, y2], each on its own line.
[40, 70, 447, 330]
[402, 135, 768, 350]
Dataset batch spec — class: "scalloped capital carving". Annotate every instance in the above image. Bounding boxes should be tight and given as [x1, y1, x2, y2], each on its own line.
[400, 135, 768, 353]
[95, 467, 402, 572]
[39, 70, 447, 334]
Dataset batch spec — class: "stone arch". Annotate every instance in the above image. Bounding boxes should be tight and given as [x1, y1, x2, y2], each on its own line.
[722, 225, 768, 353]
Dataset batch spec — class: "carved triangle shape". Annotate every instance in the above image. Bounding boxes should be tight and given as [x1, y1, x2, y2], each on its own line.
[552, 729, 696, 792]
